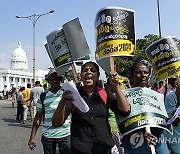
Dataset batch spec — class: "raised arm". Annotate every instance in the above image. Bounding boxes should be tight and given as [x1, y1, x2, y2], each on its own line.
[109, 72, 130, 113]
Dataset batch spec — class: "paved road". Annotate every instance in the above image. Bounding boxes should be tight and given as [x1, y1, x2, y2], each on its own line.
[0, 99, 43, 154]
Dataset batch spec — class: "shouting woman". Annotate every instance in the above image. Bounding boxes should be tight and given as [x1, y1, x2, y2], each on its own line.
[52, 61, 130, 154]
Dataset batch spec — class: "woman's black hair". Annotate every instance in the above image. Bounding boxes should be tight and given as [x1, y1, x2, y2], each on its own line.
[81, 61, 100, 77]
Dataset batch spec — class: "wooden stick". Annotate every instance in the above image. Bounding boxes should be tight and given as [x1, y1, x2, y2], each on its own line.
[176, 75, 180, 86]
[145, 126, 156, 154]
[110, 56, 115, 74]
[176, 75, 180, 107]
[71, 61, 79, 84]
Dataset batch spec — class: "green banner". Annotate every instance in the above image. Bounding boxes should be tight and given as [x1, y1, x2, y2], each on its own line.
[116, 87, 172, 136]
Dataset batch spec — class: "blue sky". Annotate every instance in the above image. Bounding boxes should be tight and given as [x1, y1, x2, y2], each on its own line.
[0, 0, 179, 73]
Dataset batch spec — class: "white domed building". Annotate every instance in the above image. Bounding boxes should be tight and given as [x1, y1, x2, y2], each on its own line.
[11, 42, 28, 71]
[0, 42, 48, 91]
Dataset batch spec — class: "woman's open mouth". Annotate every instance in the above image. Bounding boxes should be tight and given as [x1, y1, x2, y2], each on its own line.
[85, 76, 93, 83]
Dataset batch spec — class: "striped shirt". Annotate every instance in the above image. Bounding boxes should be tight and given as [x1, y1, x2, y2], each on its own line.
[37, 89, 71, 138]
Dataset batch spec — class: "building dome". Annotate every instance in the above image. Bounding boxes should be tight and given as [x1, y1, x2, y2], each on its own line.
[10, 42, 28, 71]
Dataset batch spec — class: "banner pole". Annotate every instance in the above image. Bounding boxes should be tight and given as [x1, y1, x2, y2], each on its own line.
[145, 126, 156, 154]
[71, 61, 79, 84]
[176, 75, 180, 86]
[110, 56, 115, 73]
[176, 75, 180, 107]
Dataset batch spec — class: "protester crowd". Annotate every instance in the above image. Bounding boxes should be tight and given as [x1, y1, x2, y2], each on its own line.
[2, 59, 175, 154]
[9, 81, 44, 124]
[5, 58, 178, 154]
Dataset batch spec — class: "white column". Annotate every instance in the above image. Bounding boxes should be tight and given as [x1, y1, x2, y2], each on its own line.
[24, 78, 27, 88]
[6, 76, 10, 91]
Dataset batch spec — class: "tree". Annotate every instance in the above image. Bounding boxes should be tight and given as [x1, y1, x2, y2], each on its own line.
[136, 34, 160, 51]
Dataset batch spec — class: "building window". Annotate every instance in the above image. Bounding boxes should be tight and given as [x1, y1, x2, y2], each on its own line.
[22, 78, 25, 82]
[28, 79, 30, 82]
[9, 77, 13, 82]
[4, 77, 6, 81]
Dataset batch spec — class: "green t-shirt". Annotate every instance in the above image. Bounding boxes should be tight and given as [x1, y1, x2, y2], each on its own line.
[37, 89, 71, 138]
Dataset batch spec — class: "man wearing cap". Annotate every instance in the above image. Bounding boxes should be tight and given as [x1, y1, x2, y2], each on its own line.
[28, 69, 71, 154]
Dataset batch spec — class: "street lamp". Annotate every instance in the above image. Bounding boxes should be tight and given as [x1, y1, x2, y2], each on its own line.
[157, 0, 162, 38]
[16, 10, 54, 83]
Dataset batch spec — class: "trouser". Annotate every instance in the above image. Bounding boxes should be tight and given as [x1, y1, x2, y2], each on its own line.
[41, 135, 71, 154]
[12, 97, 16, 108]
[23, 105, 33, 121]
[31, 105, 36, 119]
[71, 142, 111, 154]
[16, 101, 24, 120]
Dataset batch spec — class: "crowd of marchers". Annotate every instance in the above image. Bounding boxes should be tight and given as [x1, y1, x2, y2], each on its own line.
[8, 60, 180, 154]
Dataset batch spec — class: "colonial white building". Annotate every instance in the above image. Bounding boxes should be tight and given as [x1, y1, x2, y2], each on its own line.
[0, 42, 48, 91]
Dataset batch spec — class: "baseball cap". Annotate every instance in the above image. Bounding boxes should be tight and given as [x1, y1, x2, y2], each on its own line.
[45, 68, 57, 80]
[45, 68, 64, 83]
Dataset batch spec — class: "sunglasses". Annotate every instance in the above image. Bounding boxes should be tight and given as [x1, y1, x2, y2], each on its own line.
[139, 60, 151, 68]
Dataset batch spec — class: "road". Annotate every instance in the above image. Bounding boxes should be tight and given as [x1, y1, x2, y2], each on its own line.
[0, 99, 43, 154]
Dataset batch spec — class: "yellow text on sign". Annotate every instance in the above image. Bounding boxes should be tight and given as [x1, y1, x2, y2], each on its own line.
[58, 53, 71, 63]
[96, 40, 134, 59]
[154, 61, 180, 81]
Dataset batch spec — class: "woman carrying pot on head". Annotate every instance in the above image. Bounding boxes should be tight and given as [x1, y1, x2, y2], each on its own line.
[52, 61, 130, 154]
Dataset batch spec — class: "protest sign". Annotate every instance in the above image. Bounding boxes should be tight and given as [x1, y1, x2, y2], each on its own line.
[145, 36, 180, 81]
[96, 57, 111, 74]
[46, 18, 90, 76]
[63, 18, 90, 61]
[46, 29, 72, 66]
[44, 38, 71, 75]
[116, 87, 172, 136]
[95, 7, 135, 60]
